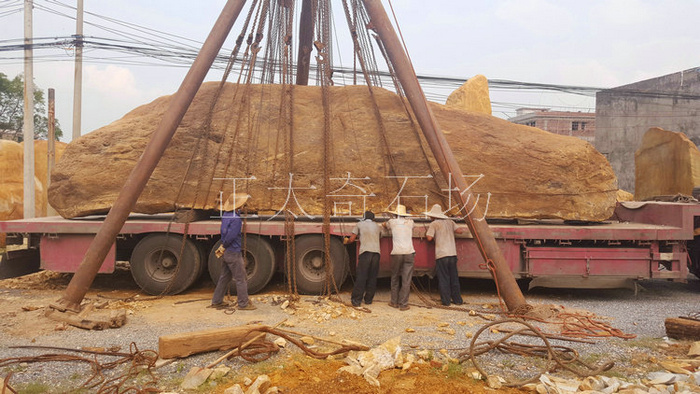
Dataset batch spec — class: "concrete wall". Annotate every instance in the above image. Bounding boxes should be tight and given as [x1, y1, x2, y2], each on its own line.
[595, 67, 700, 193]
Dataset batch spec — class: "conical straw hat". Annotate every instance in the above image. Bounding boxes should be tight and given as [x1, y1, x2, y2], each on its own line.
[221, 193, 250, 211]
[386, 204, 410, 216]
[424, 204, 448, 219]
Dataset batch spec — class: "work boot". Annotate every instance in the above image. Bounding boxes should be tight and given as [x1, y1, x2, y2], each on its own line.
[399, 305, 410, 311]
[388, 302, 399, 308]
[238, 302, 257, 311]
[207, 302, 230, 310]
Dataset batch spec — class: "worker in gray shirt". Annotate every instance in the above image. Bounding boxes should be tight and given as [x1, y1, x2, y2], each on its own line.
[382, 204, 415, 311]
[425, 204, 464, 306]
[345, 211, 381, 307]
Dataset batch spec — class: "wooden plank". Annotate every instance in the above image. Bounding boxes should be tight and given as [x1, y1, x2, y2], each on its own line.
[665, 317, 700, 340]
[158, 324, 266, 359]
[45, 307, 126, 330]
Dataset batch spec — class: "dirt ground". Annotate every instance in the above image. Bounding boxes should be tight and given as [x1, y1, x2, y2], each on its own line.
[0, 268, 697, 393]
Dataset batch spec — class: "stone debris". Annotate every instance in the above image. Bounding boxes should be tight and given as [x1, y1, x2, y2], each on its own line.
[245, 374, 271, 394]
[180, 367, 213, 390]
[223, 384, 245, 394]
[405, 328, 415, 333]
[300, 336, 315, 345]
[688, 341, 700, 357]
[486, 375, 505, 389]
[415, 350, 431, 361]
[273, 337, 287, 348]
[516, 370, 700, 393]
[338, 336, 404, 387]
[209, 365, 231, 381]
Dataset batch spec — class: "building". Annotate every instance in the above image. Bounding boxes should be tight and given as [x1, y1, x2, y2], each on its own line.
[595, 67, 700, 193]
[509, 108, 596, 143]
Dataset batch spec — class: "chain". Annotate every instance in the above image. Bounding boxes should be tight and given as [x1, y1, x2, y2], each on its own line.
[284, 210, 298, 296]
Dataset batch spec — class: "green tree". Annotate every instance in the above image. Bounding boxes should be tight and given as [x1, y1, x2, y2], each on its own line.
[0, 72, 63, 142]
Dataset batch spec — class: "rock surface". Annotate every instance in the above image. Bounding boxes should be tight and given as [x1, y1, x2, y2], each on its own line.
[445, 74, 492, 115]
[49, 83, 617, 220]
[0, 139, 67, 221]
[635, 127, 700, 201]
[0, 140, 43, 221]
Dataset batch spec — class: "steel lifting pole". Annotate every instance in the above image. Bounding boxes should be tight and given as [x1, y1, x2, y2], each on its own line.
[361, 0, 527, 311]
[295, 0, 314, 85]
[50, 0, 248, 313]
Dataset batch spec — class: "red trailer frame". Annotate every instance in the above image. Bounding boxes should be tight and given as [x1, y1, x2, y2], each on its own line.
[1, 201, 698, 294]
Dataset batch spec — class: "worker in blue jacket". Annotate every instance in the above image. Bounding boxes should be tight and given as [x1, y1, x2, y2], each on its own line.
[210, 193, 256, 310]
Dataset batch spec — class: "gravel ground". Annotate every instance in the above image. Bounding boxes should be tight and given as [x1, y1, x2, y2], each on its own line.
[2, 272, 700, 392]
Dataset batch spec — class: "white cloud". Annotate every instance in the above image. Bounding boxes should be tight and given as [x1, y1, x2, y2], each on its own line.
[85, 65, 142, 101]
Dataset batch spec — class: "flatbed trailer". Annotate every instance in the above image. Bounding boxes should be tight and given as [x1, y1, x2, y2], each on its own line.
[1, 201, 699, 295]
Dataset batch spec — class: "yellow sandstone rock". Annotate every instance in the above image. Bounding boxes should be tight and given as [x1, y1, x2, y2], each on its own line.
[0, 140, 46, 221]
[445, 74, 492, 115]
[49, 83, 617, 221]
[635, 127, 700, 201]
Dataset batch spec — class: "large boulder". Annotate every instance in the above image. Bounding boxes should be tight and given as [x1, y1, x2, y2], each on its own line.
[49, 83, 617, 221]
[0, 140, 46, 221]
[635, 127, 700, 200]
[445, 74, 492, 115]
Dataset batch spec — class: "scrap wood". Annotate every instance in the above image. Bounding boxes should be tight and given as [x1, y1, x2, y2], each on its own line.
[206, 320, 287, 368]
[45, 306, 127, 330]
[159, 323, 268, 359]
[665, 317, 700, 340]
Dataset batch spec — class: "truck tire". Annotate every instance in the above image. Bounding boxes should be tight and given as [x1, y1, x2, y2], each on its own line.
[208, 235, 276, 295]
[294, 235, 348, 295]
[130, 234, 202, 295]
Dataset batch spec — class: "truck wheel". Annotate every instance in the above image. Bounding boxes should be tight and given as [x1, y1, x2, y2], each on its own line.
[294, 235, 348, 295]
[208, 235, 275, 294]
[130, 234, 202, 295]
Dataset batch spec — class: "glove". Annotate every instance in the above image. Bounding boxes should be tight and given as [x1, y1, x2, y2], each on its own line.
[215, 244, 225, 258]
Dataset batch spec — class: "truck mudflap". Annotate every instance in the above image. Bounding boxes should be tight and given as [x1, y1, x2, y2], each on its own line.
[0, 248, 40, 279]
[525, 243, 689, 290]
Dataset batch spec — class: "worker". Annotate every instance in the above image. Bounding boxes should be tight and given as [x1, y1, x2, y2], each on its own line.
[210, 193, 256, 311]
[382, 204, 415, 311]
[344, 211, 381, 307]
[424, 204, 463, 306]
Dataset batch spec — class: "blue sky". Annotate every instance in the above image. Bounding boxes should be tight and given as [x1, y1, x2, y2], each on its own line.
[1, 0, 698, 141]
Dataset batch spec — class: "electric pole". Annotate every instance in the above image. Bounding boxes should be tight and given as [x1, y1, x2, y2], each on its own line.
[72, 0, 83, 141]
[23, 0, 35, 219]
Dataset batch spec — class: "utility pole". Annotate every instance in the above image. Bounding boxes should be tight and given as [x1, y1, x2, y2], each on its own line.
[72, 0, 83, 141]
[23, 0, 35, 219]
[47, 88, 57, 217]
